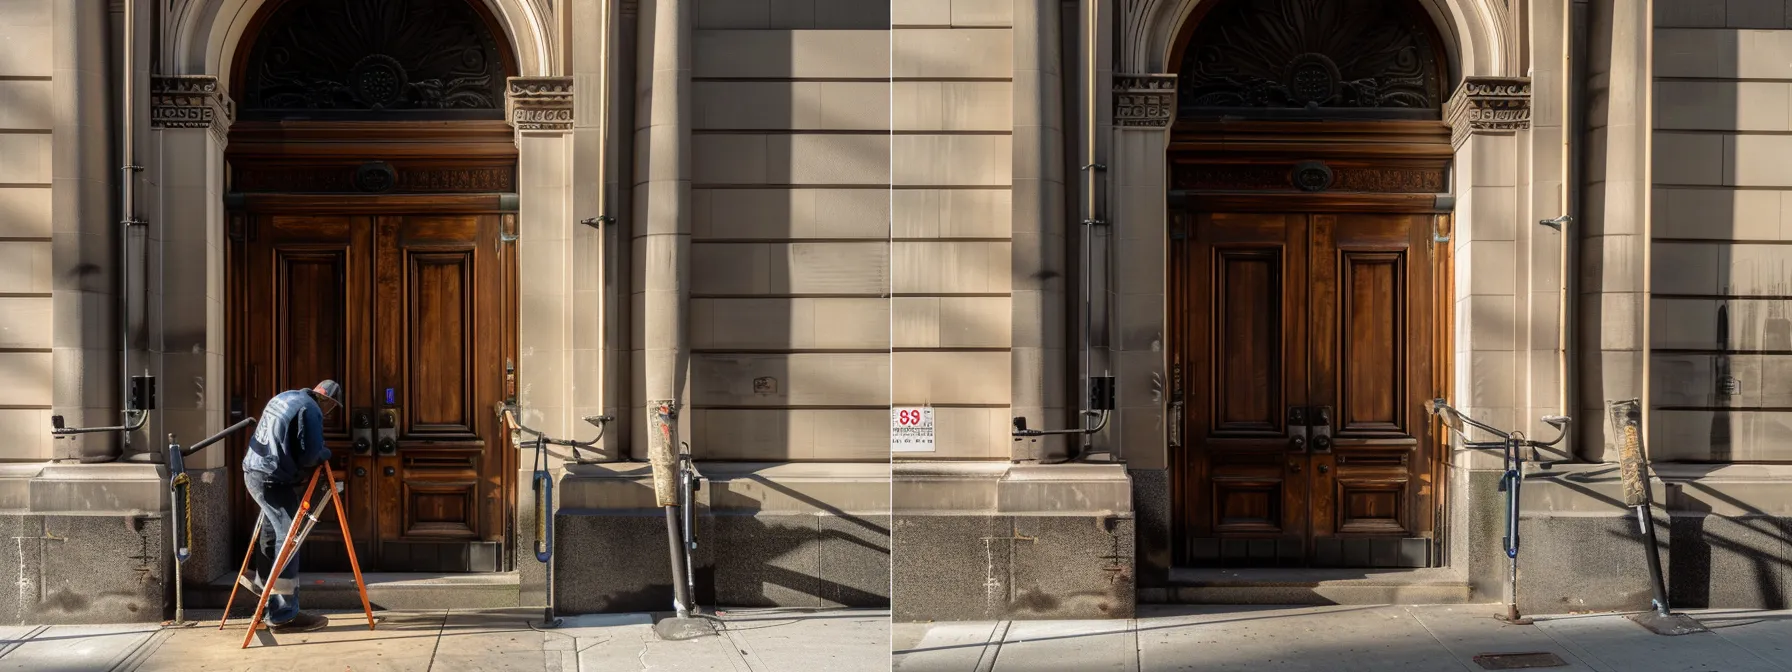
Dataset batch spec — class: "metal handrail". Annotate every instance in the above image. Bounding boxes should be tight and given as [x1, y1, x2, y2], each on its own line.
[1426, 398, 1572, 625]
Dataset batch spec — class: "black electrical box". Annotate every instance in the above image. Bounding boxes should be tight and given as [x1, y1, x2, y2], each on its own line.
[1089, 376, 1116, 411]
[130, 375, 157, 412]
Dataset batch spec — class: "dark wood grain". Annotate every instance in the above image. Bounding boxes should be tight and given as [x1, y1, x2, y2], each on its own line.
[1172, 208, 1442, 567]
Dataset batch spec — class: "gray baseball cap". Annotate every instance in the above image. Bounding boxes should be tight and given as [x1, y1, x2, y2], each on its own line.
[311, 379, 344, 407]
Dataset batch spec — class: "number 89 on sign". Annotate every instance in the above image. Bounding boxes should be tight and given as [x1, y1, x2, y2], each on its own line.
[891, 406, 935, 453]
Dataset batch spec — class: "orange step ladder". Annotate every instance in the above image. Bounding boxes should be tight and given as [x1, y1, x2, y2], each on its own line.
[219, 463, 376, 647]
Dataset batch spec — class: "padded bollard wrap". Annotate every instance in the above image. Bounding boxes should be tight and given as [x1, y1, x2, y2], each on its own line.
[647, 401, 678, 507]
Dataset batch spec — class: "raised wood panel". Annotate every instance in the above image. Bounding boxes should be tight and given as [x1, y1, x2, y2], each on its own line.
[408, 252, 473, 433]
[234, 208, 510, 573]
[1335, 477, 1409, 534]
[277, 252, 349, 434]
[1213, 478, 1283, 533]
[1214, 248, 1283, 433]
[1175, 209, 1441, 568]
[1340, 251, 1405, 434]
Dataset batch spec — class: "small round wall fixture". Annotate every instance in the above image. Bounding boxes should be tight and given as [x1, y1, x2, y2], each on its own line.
[1292, 161, 1334, 192]
[355, 161, 398, 193]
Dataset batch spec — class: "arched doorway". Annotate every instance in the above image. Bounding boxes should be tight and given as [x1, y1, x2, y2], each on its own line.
[224, 0, 521, 573]
[1167, 0, 1456, 569]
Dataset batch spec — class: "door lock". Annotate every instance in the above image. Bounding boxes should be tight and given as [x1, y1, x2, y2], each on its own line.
[376, 408, 399, 455]
[1310, 406, 1334, 453]
[351, 409, 374, 455]
[1287, 406, 1310, 453]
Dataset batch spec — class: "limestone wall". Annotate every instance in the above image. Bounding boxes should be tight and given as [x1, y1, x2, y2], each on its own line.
[1650, 1, 1792, 461]
[890, 0, 1021, 461]
[682, 0, 893, 461]
[1, 0, 80, 462]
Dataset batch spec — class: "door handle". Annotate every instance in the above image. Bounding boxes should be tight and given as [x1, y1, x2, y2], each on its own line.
[351, 409, 373, 454]
[1287, 406, 1309, 453]
[376, 408, 399, 455]
[1310, 406, 1334, 453]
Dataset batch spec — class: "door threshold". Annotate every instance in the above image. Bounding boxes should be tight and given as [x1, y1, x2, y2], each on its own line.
[1145, 567, 1472, 605]
[196, 571, 521, 610]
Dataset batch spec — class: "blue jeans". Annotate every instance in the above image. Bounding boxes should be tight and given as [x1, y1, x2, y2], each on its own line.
[245, 470, 303, 624]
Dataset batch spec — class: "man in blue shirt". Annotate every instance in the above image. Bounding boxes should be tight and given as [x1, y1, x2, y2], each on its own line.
[242, 379, 342, 633]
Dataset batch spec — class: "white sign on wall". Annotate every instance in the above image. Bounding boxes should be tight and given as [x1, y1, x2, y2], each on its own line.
[891, 406, 935, 453]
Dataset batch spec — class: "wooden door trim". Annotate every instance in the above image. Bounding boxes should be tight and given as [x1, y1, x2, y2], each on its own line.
[228, 193, 518, 215]
[1168, 208, 1454, 568]
[1172, 191, 1450, 214]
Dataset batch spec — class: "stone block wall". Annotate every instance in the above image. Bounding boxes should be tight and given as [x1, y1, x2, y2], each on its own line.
[683, 0, 894, 463]
[1651, 1, 1792, 462]
[891, 0, 1021, 460]
[0, 0, 67, 462]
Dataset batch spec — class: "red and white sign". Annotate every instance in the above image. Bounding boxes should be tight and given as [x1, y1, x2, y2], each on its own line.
[891, 406, 935, 453]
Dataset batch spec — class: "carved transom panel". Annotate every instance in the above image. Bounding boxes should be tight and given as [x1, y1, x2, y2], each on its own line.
[1178, 0, 1445, 120]
[240, 0, 508, 120]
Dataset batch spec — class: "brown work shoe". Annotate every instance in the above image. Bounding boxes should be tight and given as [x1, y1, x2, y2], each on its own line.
[271, 611, 328, 633]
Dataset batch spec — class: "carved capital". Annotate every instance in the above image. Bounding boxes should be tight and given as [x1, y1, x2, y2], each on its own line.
[1445, 77, 1531, 147]
[505, 76, 574, 133]
[150, 75, 233, 137]
[1114, 73, 1177, 129]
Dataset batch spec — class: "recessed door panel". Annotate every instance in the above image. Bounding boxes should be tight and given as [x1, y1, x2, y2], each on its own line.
[1174, 211, 1437, 568]
[235, 211, 510, 573]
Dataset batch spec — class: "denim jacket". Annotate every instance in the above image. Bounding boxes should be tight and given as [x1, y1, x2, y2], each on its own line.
[243, 389, 333, 484]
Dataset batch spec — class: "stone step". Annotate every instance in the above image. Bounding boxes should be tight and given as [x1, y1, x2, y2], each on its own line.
[1142, 567, 1473, 605]
[190, 572, 522, 611]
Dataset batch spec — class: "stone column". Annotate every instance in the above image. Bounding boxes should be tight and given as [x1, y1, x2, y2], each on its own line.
[148, 72, 233, 585]
[569, 0, 624, 460]
[1445, 76, 1531, 594]
[1580, 0, 1650, 461]
[632, 0, 691, 449]
[1109, 72, 1175, 586]
[1011, 0, 1068, 461]
[51, 0, 119, 461]
[1446, 77, 1532, 471]
[506, 75, 575, 603]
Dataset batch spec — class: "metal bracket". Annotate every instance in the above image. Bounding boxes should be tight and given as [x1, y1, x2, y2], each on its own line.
[580, 215, 616, 228]
[1540, 215, 1574, 231]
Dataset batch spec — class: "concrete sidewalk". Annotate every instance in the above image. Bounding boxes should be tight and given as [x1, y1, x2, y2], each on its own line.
[894, 605, 1792, 672]
[0, 607, 891, 672]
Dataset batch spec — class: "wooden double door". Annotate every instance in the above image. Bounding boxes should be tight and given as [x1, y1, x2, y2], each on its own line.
[1173, 209, 1444, 568]
[231, 206, 514, 572]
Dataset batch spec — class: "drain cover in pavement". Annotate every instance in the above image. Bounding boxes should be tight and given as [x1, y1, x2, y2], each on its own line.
[1472, 652, 1568, 669]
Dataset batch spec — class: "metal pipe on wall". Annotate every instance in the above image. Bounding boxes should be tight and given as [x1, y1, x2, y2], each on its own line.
[117, 0, 145, 456]
[594, 0, 613, 458]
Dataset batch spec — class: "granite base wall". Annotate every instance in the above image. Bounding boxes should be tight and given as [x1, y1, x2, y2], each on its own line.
[893, 513, 1136, 622]
[554, 509, 889, 613]
[1517, 511, 1792, 614]
[0, 513, 168, 625]
[1131, 468, 1172, 589]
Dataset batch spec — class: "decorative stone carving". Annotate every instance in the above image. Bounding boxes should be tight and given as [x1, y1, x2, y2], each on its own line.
[231, 164, 517, 193]
[1172, 162, 1446, 194]
[151, 75, 233, 135]
[505, 77, 574, 133]
[1177, 0, 1445, 120]
[240, 0, 507, 119]
[1114, 74, 1178, 128]
[1445, 77, 1531, 147]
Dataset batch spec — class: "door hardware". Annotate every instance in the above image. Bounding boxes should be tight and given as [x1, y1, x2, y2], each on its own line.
[1317, 464, 1330, 475]
[1287, 406, 1310, 453]
[351, 409, 373, 454]
[384, 466, 395, 476]
[1310, 406, 1334, 453]
[376, 408, 399, 455]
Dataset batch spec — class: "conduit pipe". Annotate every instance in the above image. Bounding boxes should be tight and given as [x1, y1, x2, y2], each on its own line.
[1011, 0, 1113, 457]
[119, 0, 146, 456]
